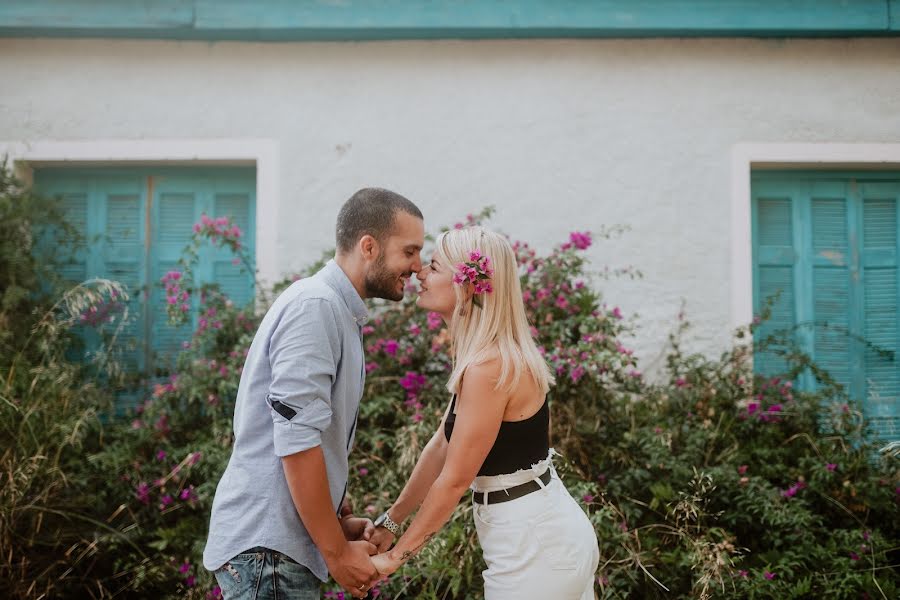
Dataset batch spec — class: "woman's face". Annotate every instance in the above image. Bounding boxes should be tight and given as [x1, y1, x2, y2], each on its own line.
[416, 252, 457, 320]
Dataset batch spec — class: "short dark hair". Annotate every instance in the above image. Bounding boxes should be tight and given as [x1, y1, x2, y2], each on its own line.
[335, 188, 423, 253]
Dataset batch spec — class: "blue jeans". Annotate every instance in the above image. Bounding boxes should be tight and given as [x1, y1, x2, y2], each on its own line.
[213, 547, 321, 600]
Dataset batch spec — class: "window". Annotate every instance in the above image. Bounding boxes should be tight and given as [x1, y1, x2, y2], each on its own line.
[752, 171, 899, 442]
[35, 167, 256, 388]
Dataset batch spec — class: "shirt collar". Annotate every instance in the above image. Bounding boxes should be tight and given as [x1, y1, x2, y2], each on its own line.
[322, 259, 369, 326]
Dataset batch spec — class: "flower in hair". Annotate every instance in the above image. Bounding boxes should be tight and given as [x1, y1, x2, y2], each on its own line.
[453, 250, 494, 306]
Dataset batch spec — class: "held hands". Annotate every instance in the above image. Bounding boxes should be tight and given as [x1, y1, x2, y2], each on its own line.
[325, 540, 379, 599]
[371, 551, 403, 577]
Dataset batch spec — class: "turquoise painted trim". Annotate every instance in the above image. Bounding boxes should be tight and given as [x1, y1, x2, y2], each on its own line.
[1, 0, 897, 41]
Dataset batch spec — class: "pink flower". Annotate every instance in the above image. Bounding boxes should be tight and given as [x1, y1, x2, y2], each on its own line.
[358, 468, 369, 476]
[399, 372, 427, 394]
[764, 571, 775, 580]
[135, 483, 150, 504]
[826, 463, 837, 472]
[384, 340, 399, 356]
[781, 481, 806, 498]
[569, 231, 592, 250]
[188, 452, 202, 465]
[675, 377, 687, 387]
[737, 570, 749, 578]
[738, 465, 748, 475]
[365, 362, 379, 374]
[361, 325, 375, 335]
[156, 450, 167, 461]
[570, 366, 585, 383]
[426, 312, 443, 330]
[186, 575, 196, 587]
[179, 561, 191, 574]
[849, 551, 860, 561]
[582, 494, 594, 503]
[611, 307, 623, 319]
[747, 402, 759, 415]
[555, 294, 569, 309]
[408, 323, 421, 335]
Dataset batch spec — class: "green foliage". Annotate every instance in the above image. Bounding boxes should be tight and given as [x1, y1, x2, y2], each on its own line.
[1, 179, 897, 599]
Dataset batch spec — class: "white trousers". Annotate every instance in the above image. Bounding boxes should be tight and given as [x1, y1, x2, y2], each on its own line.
[471, 452, 600, 600]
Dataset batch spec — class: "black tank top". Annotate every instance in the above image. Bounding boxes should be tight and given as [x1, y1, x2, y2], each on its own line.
[443, 394, 550, 476]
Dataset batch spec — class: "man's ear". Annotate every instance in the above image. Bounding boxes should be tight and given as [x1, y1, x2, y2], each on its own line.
[358, 234, 379, 261]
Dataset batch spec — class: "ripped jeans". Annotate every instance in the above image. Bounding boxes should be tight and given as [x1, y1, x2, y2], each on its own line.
[213, 547, 320, 600]
[471, 450, 600, 600]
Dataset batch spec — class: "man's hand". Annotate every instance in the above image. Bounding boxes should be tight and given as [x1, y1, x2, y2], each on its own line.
[341, 516, 375, 542]
[370, 527, 396, 553]
[325, 540, 379, 599]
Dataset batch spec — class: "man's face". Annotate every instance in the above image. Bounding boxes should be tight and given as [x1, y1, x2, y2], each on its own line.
[364, 211, 425, 301]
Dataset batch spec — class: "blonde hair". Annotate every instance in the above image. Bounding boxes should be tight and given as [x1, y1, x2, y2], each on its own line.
[436, 226, 555, 396]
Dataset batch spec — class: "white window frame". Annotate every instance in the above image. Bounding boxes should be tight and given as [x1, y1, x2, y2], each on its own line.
[731, 142, 900, 331]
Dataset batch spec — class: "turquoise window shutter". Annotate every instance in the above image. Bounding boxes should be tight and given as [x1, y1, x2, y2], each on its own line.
[150, 176, 202, 370]
[752, 183, 797, 378]
[98, 176, 147, 373]
[149, 169, 256, 373]
[859, 183, 899, 442]
[809, 181, 854, 397]
[753, 173, 899, 443]
[210, 177, 256, 308]
[34, 167, 256, 411]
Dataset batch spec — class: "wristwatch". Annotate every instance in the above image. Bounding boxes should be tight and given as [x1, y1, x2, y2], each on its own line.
[373, 510, 401, 535]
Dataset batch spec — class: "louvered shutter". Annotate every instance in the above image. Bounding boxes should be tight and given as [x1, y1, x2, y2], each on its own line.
[753, 174, 899, 443]
[859, 183, 899, 442]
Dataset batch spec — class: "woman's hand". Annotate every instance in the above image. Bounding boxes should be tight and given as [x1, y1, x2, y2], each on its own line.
[371, 552, 403, 576]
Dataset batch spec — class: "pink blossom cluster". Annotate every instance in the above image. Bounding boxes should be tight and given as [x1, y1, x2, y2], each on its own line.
[453, 250, 494, 296]
[193, 214, 243, 250]
[740, 377, 794, 422]
[161, 270, 190, 313]
[561, 231, 593, 251]
[133, 451, 203, 512]
[79, 288, 124, 326]
[400, 371, 428, 422]
[426, 311, 443, 330]
[780, 480, 806, 498]
[151, 374, 180, 399]
[196, 305, 224, 336]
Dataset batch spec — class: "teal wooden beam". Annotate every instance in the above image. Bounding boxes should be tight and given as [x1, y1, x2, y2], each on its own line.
[0, 0, 897, 41]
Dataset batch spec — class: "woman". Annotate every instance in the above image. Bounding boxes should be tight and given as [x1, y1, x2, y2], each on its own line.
[370, 226, 599, 599]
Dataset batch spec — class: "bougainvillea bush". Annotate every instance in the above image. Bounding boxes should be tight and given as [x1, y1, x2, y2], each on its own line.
[2, 175, 897, 599]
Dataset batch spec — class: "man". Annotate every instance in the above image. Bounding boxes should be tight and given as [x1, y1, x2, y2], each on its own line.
[203, 188, 425, 599]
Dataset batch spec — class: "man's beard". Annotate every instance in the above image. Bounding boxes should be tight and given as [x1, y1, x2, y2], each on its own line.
[364, 253, 406, 301]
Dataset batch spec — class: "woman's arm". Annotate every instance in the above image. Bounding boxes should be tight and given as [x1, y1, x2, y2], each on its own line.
[370, 399, 452, 551]
[372, 360, 506, 575]
[388, 418, 450, 522]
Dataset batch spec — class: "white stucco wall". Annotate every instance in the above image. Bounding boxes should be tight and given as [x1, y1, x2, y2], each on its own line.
[2, 37, 899, 373]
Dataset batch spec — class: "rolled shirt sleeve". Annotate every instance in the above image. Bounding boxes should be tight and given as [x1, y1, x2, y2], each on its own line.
[267, 297, 341, 457]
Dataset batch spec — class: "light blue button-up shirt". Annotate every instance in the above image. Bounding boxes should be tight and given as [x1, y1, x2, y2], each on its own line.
[203, 260, 367, 581]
